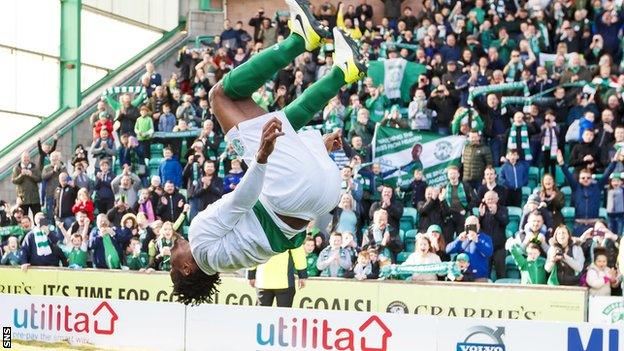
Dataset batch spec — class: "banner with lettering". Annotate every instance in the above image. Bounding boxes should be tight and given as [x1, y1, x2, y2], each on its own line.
[372, 125, 466, 188]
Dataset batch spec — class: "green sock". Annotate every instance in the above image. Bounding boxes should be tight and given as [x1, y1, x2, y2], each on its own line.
[284, 66, 345, 131]
[222, 34, 306, 100]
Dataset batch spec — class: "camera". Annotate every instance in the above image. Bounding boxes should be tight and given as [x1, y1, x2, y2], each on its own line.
[465, 224, 477, 233]
[554, 247, 563, 258]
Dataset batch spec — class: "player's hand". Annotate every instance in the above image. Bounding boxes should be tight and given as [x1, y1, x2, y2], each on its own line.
[323, 130, 343, 153]
[248, 279, 256, 288]
[256, 118, 284, 164]
[298, 279, 306, 289]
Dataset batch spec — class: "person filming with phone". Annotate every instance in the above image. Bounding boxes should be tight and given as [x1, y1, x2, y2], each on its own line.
[445, 215, 493, 282]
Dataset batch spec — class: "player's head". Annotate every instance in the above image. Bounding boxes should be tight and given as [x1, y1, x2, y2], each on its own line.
[170, 238, 221, 305]
[411, 144, 422, 161]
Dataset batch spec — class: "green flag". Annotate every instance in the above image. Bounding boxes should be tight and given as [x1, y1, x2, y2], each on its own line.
[368, 58, 426, 103]
[372, 125, 466, 188]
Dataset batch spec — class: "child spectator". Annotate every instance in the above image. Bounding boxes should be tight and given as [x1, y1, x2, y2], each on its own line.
[507, 239, 547, 284]
[134, 105, 154, 159]
[158, 147, 183, 188]
[135, 189, 157, 223]
[453, 253, 475, 282]
[606, 174, 624, 235]
[1, 236, 20, 266]
[158, 103, 176, 132]
[352, 251, 372, 280]
[224, 158, 245, 193]
[72, 188, 95, 222]
[90, 214, 122, 269]
[94, 159, 115, 214]
[403, 235, 442, 281]
[303, 236, 319, 277]
[499, 149, 529, 207]
[585, 248, 621, 296]
[57, 212, 90, 269]
[125, 237, 150, 271]
[117, 134, 140, 170]
[155, 221, 178, 271]
[409, 169, 428, 207]
[93, 111, 114, 141]
[503, 112, 537, 163]
[540, 110, 560, 178]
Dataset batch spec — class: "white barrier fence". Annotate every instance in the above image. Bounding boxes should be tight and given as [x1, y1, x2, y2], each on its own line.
[0, 293, 621, 351]
[589, 296, 624, 326]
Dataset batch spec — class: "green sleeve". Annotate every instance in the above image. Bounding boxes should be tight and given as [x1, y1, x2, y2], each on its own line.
[451, 115, 461, 134]
[132, 90, 147, 107]
[510, 244, 527, 270]
[104, 93, 122, 112]
[173, 212, 187, 231]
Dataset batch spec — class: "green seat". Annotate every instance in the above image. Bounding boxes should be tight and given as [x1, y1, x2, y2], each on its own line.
[495, 278, 521, 284]
[400, 207, 418, 232]
[404, 229, 417, 252]
[403, 207, 418, 224]
[599, 207, 607, 221]
[521, 186, 532, 205]
[506, 230, 515, 239]
[562, 207, 575, 228]
[528, 167, 540, 189]
[506, 206, 522, 234]
[396, 252, 411, 264]
[561, 186, 572, 206]
[556, 167, 566, 187]
[472, 207, 479, 217]
[150, 143, 164, 156]
[217, 140, 227, 154]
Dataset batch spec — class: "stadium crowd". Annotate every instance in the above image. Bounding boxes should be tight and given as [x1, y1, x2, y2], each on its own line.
[2, 0, 624, 297]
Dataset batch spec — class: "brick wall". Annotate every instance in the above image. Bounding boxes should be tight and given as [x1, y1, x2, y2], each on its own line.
[226, 0, 423, 33]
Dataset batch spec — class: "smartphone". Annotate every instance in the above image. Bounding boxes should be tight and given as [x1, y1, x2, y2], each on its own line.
[465, 224, 477, 233]
[594, 229, 605, 237]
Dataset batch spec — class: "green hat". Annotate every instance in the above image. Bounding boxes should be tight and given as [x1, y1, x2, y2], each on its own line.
[390, 104, 401, 113]
[456, 253, 470, 262]
[610, 173, 622, 180]
[426, 224, 442, 235]
[98, 111, 109, 118]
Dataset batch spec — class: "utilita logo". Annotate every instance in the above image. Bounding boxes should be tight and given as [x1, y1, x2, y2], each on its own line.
[256, 315, 392, 350]
[12, 301, 118, 335]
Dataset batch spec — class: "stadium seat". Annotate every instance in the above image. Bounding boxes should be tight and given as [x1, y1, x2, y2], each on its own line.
[562, 207, 575, 228]
[495, 278, 521, 284]
[396, 251, 411, 264]
[528, 167, 540, 188]
[521, 186, 532, 204]
[404, 229, 417, 252]
[532, 185, 541, 195]
[150, 143, 164, 156]
[218, 140, 227, 154]
[506, 206, 522, 234]
[505, 255, 521, 279]
[599, 208, 608, 221]
[506, 230, 514, 239]
[148, 157, 162, 175]
[400, 207, 418, 232]
[561, 186, 572, 206]
[555, 167, 566, 187]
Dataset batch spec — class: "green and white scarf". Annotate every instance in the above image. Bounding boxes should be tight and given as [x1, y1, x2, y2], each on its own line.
[467, 81, 529, 106]
[103, 234, 121, 269]
[381, 262, 462, 280]
[508, 123, 533, 161]
[542, 125, 558, 159]
[34, 230, 52, 256]
[446, 182, 468, 208]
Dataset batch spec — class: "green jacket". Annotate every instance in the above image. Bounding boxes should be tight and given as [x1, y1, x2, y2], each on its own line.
[306, 253, 319, 277]
[511, 244, 547, 284]
[490, 38, 518, 63]
[12, 162, 41, 205]
[134, 115, 154, 141]
[365, 96, 390, 123]
[126, 253, 150, 270]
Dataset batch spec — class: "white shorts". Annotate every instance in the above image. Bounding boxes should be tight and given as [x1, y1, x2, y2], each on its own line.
[225, 111, 341, 229]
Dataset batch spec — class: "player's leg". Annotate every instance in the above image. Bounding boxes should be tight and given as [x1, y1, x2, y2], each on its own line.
[220, 0, 329, 100]
[283, 27, 367, 131]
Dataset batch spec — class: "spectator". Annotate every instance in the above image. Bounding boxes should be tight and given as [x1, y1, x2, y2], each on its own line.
[158, 103, 177, 132]
[125, 236, 150, 271]
[441, 166, 476, 242]
[538, 174, 565, 228]
[94, 160, 115, 214]
[558, 150, 618, 235]
[369, 185, 404, 231]
[476, 166, 508, 205]
[56, 214, 89, 269]
[117, 94, 141, 136]
[516, 212, 550, 255]
[159, 147, 183, 188]
[93, 112, 114, 141]
[1, 236, 20, 266]
[90, 129, 115, 169]
[157, 181, 186, 222]
[500, 149, 529, 207]
[507, 240, 547, 284]
[578, 221, 619, 269]
[90, 214, 122, 269]
[331, 192, 359, 237]
[37, 135, 58, 171]
[586, 248, 621, 296]
[569, 129, 603, 174]
[135, 105, 154, 159]
[20, 213, 67, 270]
[223, 158, 245, 194]
[41, 151, 66, 219]
[364, 209, 402, 262]
[317, 232, 352, 277]
[403, 235, 442, 281]
[462, 130, 493, 190]
[303, 236, 319, 277]
[446, 216, 494, 282]
[417, 186, 444, 232]
[111, 167, 142, 208]
[503, 112, 538, 164]
[71, 188, 95, 222]
[545, 225, 585, 285]
[351, 251, 372, 281]
[12, 152, 42, 216]
[479, 190, 509, 279]
[347, 109, 375, 146]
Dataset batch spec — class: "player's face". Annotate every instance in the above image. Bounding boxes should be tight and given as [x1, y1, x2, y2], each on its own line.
[170, 239, 198, 278]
